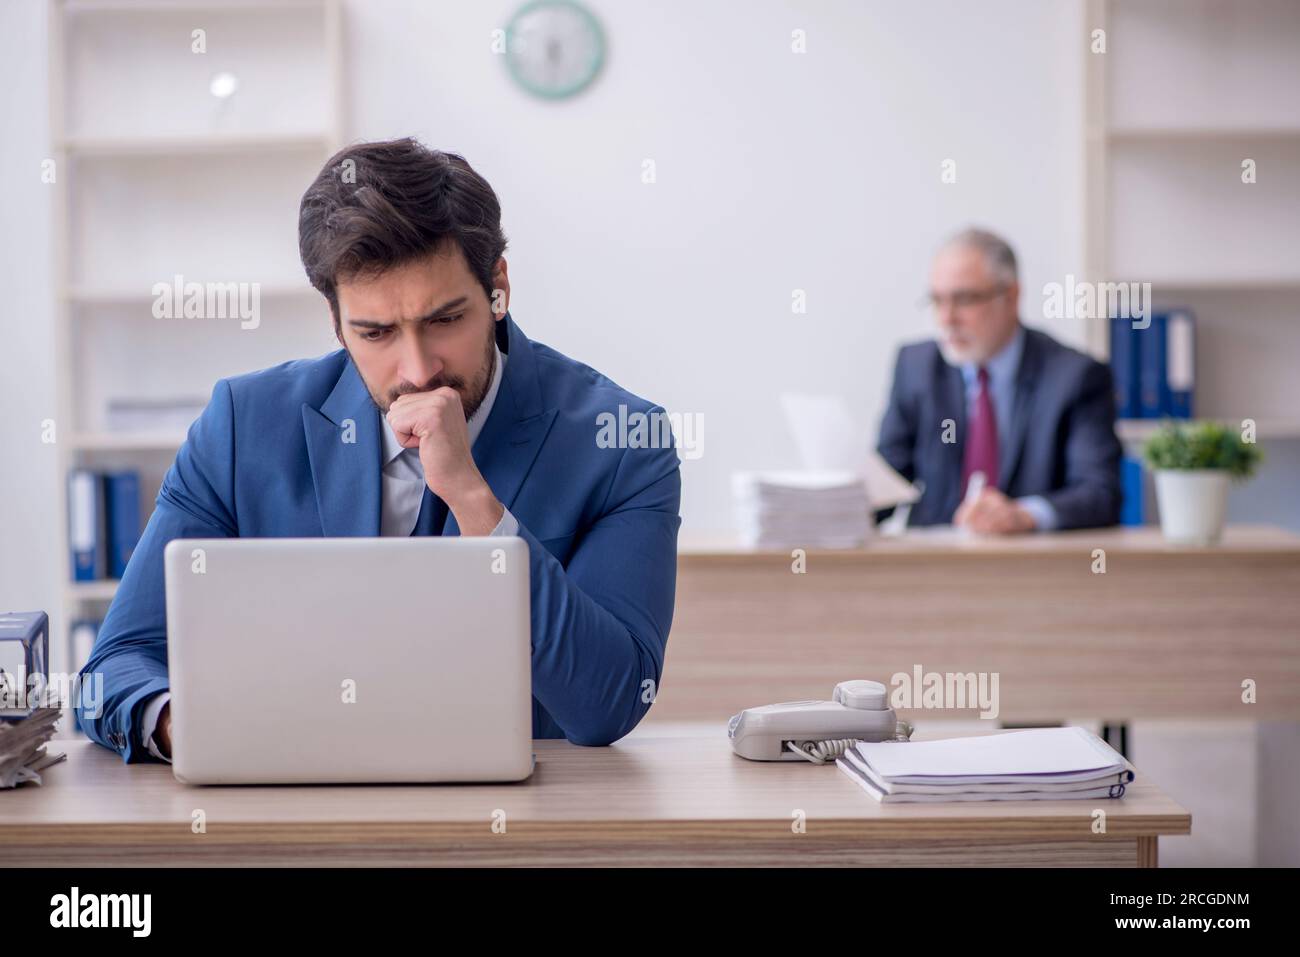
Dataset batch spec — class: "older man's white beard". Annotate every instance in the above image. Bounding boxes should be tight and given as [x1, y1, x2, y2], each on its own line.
[937, 338, 979, 368]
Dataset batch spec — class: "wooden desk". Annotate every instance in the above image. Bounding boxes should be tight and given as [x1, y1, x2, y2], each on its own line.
[666, 525, 1300, 723]
[1, 724, 1188, 867]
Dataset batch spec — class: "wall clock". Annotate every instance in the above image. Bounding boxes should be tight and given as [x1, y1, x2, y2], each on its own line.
[505, 1, 606, 100]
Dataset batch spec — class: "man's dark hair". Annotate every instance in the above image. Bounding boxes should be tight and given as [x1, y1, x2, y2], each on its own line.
[298, 138, 508, 335]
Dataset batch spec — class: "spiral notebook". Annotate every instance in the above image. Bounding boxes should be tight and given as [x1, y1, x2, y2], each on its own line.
[836, 726, 1134, 804]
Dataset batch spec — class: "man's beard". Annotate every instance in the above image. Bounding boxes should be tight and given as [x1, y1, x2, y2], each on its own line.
[348, 322, 496, 420]
[937, 339, 974, 368]
[937, 334, 988, 368]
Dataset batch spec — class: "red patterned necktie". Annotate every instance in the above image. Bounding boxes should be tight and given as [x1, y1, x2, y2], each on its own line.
[961, 366, 999, 497]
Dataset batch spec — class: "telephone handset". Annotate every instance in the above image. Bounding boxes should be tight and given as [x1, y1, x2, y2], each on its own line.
[727, 680, 913, 763]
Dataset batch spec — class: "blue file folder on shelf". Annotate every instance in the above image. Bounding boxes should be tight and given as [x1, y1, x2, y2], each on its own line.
[1119, 456, 1145, 526]
[1109, 315, 1141, 420]
[1136, 310, 1195, 419]
[104, 472, 141, 579]
[1137, 313, 1168, 418]
[1163, 310, 1195, 418]
[67, 470, 106, 582]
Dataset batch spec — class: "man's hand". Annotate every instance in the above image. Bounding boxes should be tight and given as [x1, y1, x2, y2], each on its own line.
[157, 701, 172, 759]
[386, 388, 504, 535]
[953, 487, 1037, 535]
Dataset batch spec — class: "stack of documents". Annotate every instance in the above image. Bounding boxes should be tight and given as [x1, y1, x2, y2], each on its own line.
[732, 470, 873, 548]
[837, 727, 1134, 803]
[731, 393, 921, 548]
[0, 703, 65, 789]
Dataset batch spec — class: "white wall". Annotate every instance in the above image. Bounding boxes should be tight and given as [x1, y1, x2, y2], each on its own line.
[345, 0, 1087, 535]
[1, 1, 59, 620]
[1, 0, 1087, 629]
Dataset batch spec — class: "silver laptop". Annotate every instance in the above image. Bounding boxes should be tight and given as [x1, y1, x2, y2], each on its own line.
[162, 537, 533, 785]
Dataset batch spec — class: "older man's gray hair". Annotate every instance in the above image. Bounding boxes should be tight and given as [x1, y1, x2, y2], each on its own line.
[941, 228, 1018, 286]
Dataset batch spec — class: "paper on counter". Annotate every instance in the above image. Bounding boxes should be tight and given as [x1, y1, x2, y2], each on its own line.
[778, 392, 919, 509]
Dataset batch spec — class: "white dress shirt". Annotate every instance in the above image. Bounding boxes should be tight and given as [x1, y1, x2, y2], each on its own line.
[141, 341, 517, 761]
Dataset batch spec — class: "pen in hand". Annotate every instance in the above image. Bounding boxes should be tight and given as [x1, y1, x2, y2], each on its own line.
[958, 470, 986, 534]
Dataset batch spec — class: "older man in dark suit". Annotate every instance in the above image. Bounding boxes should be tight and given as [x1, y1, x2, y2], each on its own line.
[878, 228, 1122, 534]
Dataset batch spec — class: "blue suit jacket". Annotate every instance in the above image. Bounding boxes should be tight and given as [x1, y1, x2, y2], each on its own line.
[77, 313, 682, 760]
[877, 326, 1122, 529]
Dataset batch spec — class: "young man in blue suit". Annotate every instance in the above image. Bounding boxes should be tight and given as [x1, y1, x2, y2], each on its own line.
[78, 138, 682, 761]
[877, 229, 1121, 533]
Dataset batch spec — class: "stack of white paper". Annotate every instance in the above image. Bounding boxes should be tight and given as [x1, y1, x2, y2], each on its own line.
[837, 727, 1134, 804]
[0, 705, 64, 788]
[730, 393, 920, 549]
[732, 470, 873, 548]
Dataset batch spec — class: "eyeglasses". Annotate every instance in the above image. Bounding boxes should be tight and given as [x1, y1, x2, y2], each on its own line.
[920, 286, 1007, 311]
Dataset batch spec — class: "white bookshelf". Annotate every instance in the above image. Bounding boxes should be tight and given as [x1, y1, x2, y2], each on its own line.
[67, 432, 190, 452]
[1083, 0, 1300, 480]
[67, 281, 317, 305]
[48, 0, 344, 686]
[1107, 128, 1300, 143]
[63, 131, 336, 158]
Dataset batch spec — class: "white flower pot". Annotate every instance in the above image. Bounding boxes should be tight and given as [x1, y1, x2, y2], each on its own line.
[1153, 469, 1230, 546]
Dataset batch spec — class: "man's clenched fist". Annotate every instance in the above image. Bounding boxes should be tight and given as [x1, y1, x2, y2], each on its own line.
[386, 388, 504, 535]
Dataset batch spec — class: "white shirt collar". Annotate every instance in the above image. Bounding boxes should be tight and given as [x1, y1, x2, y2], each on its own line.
[380, 342, 506, 467]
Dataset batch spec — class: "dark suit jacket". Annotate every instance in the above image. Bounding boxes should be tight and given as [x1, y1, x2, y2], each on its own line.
[877, 325, 1122, 529]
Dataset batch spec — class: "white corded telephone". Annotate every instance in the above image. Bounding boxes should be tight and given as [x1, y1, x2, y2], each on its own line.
[728, 680, 913, 763]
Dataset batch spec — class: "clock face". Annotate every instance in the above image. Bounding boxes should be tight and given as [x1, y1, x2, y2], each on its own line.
[505, 0, 606, 99]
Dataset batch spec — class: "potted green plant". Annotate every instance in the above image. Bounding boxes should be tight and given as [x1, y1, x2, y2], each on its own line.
[1143, 421, 1263, 545]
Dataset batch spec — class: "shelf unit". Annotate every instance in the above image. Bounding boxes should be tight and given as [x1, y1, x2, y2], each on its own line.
[63, 131, 337, 158]
[1107, 128, 1300, 143]
[48, 0, 343, 688]
[1117, 418, 1300, 444]
[1082, 0, 1300, 501]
